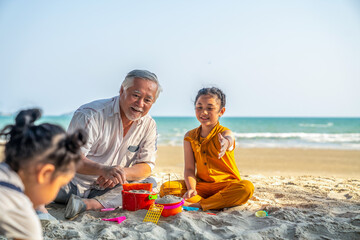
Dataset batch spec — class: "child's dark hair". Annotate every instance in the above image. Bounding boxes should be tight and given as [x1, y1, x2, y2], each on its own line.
[0, 108, 87, 175]
[194, 87, 226, 109]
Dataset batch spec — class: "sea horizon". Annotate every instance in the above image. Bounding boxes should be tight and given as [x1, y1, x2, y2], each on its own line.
[1, 115, 359, 150]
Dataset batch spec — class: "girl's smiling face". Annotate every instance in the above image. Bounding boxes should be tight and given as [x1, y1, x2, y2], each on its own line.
[195, 94, 225, 128]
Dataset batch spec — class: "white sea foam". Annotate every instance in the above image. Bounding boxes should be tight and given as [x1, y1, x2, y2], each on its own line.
[299, 122, 334, 128]
[233, 132, 360, 143]
[237, 141, 360, 150]
[157, 132, 360, 149]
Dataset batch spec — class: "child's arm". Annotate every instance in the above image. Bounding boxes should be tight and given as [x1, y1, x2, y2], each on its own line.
[183, 132, 197, 200]
[218, 130, 235, 158]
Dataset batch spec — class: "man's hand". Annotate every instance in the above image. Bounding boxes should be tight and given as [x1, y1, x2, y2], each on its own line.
[183, 189, 198, 200]
[218, 133, 230, 159]
[96, 166, 127, 189]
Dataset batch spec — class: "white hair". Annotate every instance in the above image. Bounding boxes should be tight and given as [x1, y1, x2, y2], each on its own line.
[120, 70, 162, 101]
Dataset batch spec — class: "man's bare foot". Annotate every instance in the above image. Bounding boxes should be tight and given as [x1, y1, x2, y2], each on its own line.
[83, 198, 104, 210]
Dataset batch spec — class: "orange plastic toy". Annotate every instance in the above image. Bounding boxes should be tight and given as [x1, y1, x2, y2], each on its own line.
[156, 199, 184, 217]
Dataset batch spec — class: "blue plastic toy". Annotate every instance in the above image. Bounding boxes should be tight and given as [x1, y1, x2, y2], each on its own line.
[183, 206, 199, 211]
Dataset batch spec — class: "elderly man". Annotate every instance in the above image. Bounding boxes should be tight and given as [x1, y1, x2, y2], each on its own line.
[56, 69, 162, 219]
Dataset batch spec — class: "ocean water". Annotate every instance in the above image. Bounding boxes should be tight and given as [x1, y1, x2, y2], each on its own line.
[1, 115, 359, 150]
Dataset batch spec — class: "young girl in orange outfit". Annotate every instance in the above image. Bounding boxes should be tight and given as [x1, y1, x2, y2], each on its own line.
[0, 109, 87, 239]
[182, 87, 254, 210]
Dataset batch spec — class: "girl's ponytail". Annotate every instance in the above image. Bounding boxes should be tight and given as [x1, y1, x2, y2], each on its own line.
[15, 109, 41, 129]
[65, 129, 87, 154]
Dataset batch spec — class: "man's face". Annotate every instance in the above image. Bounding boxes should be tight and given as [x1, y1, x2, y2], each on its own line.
[119, 77, 158, 121]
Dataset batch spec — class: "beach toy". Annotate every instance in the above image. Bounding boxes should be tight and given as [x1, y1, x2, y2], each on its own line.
[101, 216, 126, 224]
[122, 183, 157, 211]
[255, 210, 268, 217]
[156, 196, 184, 217]
[160, 199, 184, 217]
[143, 204, 164, 224]
[100, 208, 116, 212]
[206, 213, 216, 215]
[160, 174, 187, 197]
[182, 206, 199, 211]
[148, 194, 158, 200]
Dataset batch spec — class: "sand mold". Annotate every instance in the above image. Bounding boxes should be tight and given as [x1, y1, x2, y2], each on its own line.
[156, 195, 183, 204]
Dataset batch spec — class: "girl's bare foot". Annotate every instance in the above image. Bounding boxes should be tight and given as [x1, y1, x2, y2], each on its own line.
[183, 201, 201, 209]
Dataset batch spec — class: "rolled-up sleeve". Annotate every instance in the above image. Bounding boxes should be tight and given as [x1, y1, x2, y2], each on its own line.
[132, 119, 157, 171]
[67, 110, 99, 156]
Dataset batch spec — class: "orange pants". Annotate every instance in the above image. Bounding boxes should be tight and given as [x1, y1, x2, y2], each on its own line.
[160, 179, 254, 211]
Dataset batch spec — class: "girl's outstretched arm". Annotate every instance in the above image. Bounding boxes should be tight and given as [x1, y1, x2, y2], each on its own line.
[183, 132, 197, 200]
[218, 130, 235, 158]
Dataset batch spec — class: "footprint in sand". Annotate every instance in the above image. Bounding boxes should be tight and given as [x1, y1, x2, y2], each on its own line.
[250, 196, 260, 201]
[274, 193, 285, 198]
[343, 193, 352, 199]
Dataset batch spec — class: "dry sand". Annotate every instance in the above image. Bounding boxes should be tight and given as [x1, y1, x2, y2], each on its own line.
[1, 146, 360, 239]
[155, 146, 360, 178]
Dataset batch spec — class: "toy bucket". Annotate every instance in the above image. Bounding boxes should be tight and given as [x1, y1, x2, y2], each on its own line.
[122, 183, 157, 211]
[156, 199, 184, 217]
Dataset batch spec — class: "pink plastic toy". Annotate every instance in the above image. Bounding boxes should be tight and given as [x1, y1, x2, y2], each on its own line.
[100, 208, 116, 212]
[101, 216, 126, 224]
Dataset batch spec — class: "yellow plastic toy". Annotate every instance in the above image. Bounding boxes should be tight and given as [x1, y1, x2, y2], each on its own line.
[143, 204, 164, 224]
[255, 210, 268, 217]
[159, 174, 187, 197]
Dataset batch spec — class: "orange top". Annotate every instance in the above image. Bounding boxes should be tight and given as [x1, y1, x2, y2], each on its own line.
[184, 122, 241, 183]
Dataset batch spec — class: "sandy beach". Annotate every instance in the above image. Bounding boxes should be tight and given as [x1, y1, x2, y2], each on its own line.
[155, 146, 360, 178]
[1, 146, 360, 239]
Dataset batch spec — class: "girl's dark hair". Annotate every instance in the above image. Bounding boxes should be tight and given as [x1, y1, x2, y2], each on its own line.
[194, 87, 226, 109]
[0, 108, 87, 175]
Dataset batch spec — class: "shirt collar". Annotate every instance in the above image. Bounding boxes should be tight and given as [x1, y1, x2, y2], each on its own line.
[0, 163, 25, 192]
[107, 96, 120, 118]
[195, 121, 220, 143]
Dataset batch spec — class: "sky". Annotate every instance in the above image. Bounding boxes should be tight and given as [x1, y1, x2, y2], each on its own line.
[0, 0, 359, 117]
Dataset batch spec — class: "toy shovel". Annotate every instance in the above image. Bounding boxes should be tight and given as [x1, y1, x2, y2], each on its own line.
[101, 216, 126, 224]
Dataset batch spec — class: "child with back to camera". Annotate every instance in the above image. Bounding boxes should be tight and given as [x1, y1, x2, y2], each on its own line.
[0, 109, 87, 240]
[180, 87, 254, 210]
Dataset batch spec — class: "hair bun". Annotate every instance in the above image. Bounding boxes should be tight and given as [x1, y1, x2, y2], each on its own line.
[15, 109, 42, 129]
[65, 129, 88, 153]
